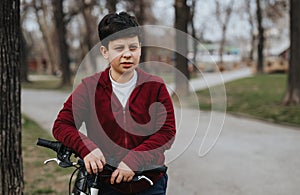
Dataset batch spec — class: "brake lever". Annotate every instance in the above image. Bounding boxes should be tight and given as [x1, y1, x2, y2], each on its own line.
[134, 175, 154, 186]
[44, 157, 77, 168]
[44, 158, 61, 165]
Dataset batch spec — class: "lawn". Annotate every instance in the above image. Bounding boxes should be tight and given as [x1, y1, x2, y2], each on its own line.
[22, 76, 72, 92]
[197, 74, 300, 126]
[22, 116, 73, 195]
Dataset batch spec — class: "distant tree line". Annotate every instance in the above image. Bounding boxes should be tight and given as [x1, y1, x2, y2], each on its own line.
[20, 0, 289, 84]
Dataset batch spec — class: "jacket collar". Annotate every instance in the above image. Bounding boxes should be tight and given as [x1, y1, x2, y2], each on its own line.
[98, 67, 153, 90]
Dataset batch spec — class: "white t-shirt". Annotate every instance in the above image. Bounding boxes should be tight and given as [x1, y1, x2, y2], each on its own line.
[109, 70, 137, 108]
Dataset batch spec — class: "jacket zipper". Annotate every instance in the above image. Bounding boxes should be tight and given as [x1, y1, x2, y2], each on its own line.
[123, 107, 128, 148]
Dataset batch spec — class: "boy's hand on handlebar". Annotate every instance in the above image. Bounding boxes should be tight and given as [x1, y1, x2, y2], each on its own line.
[83, 148, 106, 174]
[110, 161, 135, 184]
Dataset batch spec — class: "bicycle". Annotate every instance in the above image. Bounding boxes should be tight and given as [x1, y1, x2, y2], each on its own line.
[36, 138, 167, 195]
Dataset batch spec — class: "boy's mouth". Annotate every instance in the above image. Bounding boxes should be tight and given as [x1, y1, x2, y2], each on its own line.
[120, 62, 134, 68]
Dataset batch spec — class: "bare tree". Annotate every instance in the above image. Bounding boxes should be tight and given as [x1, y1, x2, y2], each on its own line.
[188, 0, 209, 73]
[125, 0, 156, 63]
[0, 0, 24, 194]
[265, 0, 289, 23]
[106, 0, 119, 13]
[189, 0, 198, 70]
[32, 0, 58, 74]
[52, 0, 71, 86]
[245, 0, 256, 61]
[214, 0, 235, 70]
[282, 0, 300, 105]
[256, 0, 264, 73]
[174, 0, 190, 96]
[80, 0, 100, 72]
[125, 0, 156, 25]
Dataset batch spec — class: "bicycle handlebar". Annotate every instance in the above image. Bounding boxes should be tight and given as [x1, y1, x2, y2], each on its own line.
[36, 138, 167, 174]
[36, 137, 168, 194]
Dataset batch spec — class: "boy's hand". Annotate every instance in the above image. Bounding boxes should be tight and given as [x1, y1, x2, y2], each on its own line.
[110, 161, 135, 184]
[83, 148, 106, 174]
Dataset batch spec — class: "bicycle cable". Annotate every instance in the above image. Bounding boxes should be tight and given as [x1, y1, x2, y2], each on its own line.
[69, 165, 87, 195]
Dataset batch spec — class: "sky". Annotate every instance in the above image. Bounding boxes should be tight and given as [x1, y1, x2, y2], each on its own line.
[152, 0, 253, 42]
[23, 0, 250, 41]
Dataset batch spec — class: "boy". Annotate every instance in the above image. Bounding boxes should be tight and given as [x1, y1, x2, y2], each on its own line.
[52, 12, 176, 194]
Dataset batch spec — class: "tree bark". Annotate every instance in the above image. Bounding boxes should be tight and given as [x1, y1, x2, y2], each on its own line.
[174, 0, 190, 96]
[189, 0, 197, 72]
[20, 32, 30, 82]
[256, 0, 264, 73]
[0, 0, 24, 194]
[52, 0, 71, 86]
[282, 0, 300, 105]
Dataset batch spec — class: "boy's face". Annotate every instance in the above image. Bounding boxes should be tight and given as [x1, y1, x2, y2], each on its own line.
[100, 36, 141, 79]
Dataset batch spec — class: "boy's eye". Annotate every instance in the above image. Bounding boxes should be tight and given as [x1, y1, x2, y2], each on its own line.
[129, 45, 138, 51]
[113, 45, 139, 52]
[114, 47, 124, 51]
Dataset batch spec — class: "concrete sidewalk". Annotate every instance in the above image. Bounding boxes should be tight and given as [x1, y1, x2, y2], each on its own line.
[22, 67, 300, 195]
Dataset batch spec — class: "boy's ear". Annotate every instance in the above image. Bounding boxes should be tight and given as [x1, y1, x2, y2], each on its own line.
[100, 46, 109, 59]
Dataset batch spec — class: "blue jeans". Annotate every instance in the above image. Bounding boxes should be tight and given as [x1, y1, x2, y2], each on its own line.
[99, 174, 168, 195]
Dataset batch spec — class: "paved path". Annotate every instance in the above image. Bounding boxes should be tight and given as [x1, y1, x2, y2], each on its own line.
[167, 67, 253, 93]
[22, 68, 300, 195]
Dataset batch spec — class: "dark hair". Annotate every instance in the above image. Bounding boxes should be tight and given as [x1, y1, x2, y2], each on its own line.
[98, 12, 141, 48]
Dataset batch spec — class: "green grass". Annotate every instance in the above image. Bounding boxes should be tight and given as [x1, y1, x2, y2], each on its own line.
[197, 74, 300, 126]
[22, 116, 73, 195]
[22, 79, 61, 90]
[22, 77, 72, 92]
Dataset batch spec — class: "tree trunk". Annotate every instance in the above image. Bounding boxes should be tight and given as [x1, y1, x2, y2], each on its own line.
[106, 0, 118, 13]
[256, 0, 264, 73]
[136, 0, 146, 63]
[219, 24, 227, 67]
[246, 0, 255, 61]
[282, 0, 300, 105]
[174, 0, 190, 96]
[33, 0, 58, 75]
[189, 0, 198, 72]
[126, 0, 153, 64]
[215, 0, 235, 71]
[81, 0, 98, 72]
[52, 0, 71, 86]
[0, 0, 24, 194]
[21, 32, 30, 82]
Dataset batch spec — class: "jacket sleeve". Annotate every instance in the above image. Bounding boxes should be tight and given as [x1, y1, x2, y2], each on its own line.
[52, 82, 98, 158]
[122, 82, 176, 170]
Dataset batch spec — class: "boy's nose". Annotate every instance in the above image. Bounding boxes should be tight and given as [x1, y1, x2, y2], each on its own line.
[122, 50, 132, 58]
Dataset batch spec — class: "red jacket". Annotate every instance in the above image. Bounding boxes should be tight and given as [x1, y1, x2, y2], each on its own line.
[52, 67, 176, 190]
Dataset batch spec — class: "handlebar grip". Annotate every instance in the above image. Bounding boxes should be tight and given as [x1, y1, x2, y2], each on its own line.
[134, 165, 168, 175]
[36, 138, 61, 152]
[100, 164, 168, 174]
[148, 165, 168, 173]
